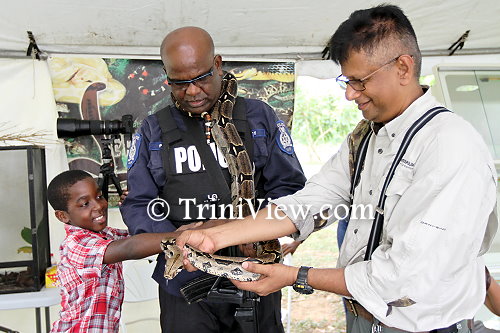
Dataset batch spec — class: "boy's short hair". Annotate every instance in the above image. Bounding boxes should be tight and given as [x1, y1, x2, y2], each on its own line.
[47, 170, 94, 211]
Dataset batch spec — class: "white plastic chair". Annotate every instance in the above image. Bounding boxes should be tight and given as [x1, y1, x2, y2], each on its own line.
[119, 257, 159, 332]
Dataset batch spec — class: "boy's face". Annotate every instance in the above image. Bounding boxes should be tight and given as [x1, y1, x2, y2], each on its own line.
[55, 178, 108, 232]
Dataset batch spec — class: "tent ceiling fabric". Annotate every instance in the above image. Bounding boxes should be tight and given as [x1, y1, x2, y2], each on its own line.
[2, 0, 500, 60]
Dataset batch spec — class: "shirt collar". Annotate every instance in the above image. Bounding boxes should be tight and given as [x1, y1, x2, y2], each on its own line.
[378, 86, 440, 141]
[64, 223, 113, 238]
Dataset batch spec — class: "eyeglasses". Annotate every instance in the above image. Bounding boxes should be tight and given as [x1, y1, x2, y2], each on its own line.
[336, 56, 401, 91]
[166, 67, 214, 91]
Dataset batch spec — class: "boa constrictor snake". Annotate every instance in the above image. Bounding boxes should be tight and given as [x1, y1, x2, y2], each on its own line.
[162, 72, 282, 282]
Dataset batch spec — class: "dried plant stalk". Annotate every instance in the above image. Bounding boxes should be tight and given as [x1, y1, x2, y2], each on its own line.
[0, 122, 58, 145]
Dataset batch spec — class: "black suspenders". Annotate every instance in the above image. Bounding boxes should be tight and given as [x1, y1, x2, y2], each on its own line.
[348, 107, 451, 260]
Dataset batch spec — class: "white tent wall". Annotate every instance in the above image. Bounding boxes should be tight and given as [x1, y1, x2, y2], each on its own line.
[0, 58, 68, 262]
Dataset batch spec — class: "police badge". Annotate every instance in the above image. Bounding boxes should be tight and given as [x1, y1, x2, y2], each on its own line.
[276, 120, 294, 155]
[127, 133, 141, 169]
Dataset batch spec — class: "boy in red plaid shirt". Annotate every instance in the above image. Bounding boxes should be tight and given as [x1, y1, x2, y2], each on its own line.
[47, 170, 178, 332]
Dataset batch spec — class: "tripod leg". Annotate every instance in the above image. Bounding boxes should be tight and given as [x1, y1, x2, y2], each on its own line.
[110, 174, 123, 196]
[100, 175, 109, 201]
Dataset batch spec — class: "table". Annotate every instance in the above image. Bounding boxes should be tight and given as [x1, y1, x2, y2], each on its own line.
[0, 287, 60, 333]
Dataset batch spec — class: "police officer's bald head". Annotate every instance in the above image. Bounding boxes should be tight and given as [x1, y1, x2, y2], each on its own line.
[159, 26, 224, 115]
[160, 27, 215, 70]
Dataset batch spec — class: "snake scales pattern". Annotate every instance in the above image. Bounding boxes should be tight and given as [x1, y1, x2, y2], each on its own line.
[162, 73, 282, 281]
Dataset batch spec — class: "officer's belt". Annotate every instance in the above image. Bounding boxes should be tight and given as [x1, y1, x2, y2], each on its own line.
[343, 299, 472, 333]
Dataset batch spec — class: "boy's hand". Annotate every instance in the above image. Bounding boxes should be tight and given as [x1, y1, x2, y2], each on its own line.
[282, 240, 302, 256]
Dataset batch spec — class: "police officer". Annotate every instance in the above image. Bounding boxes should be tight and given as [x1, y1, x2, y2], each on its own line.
[120, 26, 306, 333]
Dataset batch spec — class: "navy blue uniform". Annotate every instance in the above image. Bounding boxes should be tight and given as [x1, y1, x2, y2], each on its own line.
[120, 98, 306, 332]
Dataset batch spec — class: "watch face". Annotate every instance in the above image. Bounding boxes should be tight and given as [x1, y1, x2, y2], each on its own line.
[293, 283, 314, 295]
[293, 266, 314, 294]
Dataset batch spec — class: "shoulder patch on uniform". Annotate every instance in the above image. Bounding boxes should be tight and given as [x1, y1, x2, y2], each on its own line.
[275, 120, 294, 155]
[127, 133, 141, 169]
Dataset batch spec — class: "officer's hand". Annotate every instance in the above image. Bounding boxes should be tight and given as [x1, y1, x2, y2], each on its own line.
[281, 240, 302, 256]
[117, 190, 129, 206]
[230, 262, 299, 296]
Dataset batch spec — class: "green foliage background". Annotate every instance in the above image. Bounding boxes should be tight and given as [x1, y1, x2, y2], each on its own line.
[292, 81, 361, 159]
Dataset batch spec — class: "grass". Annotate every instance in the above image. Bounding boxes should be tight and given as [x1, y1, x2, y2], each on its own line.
[280, 224, 347, 333]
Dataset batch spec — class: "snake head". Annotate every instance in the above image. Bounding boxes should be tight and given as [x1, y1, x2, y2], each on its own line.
[162, 238, 184, 279]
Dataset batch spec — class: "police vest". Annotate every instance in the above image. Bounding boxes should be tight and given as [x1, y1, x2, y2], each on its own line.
[156, 97, 261, 227]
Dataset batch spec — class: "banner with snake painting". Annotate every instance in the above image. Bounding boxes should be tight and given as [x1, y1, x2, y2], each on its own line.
[47, 57, 295, 206]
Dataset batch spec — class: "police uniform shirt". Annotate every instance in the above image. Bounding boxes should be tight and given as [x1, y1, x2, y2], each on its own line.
[272, 89, 498, 331]
[120, 97, 306, 295]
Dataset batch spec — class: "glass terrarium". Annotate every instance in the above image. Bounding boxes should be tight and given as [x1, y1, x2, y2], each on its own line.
[0, 146, 51, 294]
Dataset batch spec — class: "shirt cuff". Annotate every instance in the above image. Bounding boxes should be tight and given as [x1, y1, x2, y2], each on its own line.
[345, 261, 389, 321]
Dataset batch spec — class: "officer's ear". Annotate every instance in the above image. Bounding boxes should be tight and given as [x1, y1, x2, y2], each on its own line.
[214, 54, 223, 75]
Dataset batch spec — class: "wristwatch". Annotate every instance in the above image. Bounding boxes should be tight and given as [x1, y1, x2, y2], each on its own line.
[292, 266, 314, 294]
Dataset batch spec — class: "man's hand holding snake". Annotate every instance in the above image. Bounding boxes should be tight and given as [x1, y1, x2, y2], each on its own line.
[176, 228, 218, 256]
[230, 261, 299, 296]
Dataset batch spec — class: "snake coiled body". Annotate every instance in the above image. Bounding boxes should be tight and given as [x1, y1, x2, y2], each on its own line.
[161, 237, 281, 281]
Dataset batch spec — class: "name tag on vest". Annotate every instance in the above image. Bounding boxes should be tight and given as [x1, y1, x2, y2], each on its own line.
[172, 142, 227, 174]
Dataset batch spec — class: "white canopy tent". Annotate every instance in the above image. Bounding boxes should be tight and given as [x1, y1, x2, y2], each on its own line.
[1, 0, 500, 76]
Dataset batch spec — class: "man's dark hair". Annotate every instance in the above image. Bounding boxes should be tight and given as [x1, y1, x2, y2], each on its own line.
[329, 4, 422, 78]
[47, 169, 94, 211]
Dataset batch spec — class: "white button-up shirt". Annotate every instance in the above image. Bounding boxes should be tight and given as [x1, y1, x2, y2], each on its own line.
[273, 89, 498, 331]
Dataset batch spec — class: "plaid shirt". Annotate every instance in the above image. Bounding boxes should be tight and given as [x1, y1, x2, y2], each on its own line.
[51, 224, 129, 332]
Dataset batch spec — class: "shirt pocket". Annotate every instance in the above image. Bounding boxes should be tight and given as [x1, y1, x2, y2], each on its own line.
[147, 148, 163, 170]
[381, 172, 413, 221]
[147, 148, 165, 183]
[253, 136, 268, 158]
[252, 136, 269, 171]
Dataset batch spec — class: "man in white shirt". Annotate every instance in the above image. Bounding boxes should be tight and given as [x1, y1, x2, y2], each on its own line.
[177, 4, 498, 332]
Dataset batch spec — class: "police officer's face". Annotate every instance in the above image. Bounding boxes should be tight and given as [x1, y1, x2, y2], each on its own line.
[165, 52, 223, 115]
